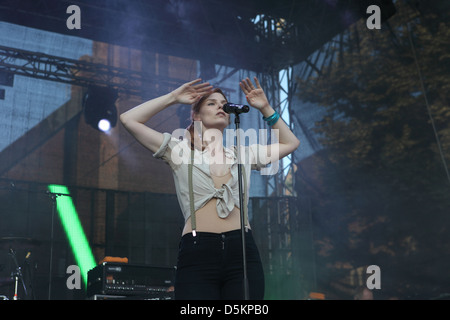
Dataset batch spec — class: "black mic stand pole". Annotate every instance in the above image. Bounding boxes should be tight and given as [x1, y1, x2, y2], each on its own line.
[233, 112, 250, 300]
[9, 248, 27, 300]
[46, 190, 71, 300]
[48, 192, 56, 300]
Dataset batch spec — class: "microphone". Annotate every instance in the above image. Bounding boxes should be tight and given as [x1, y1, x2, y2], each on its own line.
[223, 103, 250, 114]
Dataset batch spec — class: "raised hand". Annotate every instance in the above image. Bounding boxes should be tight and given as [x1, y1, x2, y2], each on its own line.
[171, 79, 213, 105]
[239, 77, 270, 111]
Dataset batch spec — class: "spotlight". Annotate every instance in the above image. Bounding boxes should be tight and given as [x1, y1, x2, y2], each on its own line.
[83, 86, 118, 132]
[97, 119, 111, 132]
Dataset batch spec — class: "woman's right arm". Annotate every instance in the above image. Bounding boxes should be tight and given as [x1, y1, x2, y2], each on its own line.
[120, 79, 212, 154]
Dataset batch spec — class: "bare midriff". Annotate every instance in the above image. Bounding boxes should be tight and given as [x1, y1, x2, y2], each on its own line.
[181, 170, 249, 235]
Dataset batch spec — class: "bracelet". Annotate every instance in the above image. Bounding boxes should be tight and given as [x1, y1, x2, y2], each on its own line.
[263, 111, 280, 126]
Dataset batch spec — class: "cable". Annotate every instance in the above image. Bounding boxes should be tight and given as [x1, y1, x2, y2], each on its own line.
[407, 22, 450, 186]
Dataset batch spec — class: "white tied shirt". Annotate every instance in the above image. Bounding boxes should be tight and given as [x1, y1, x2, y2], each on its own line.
[153, 133, 270, 222]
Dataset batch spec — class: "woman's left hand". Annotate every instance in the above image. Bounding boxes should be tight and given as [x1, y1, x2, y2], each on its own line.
[239, 77, 270, 112]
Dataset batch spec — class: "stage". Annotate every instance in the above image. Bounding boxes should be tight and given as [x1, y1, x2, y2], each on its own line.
[1, 0, 450, 301]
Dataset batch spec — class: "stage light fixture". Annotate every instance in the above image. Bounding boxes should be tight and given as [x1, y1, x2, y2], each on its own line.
[47, 184, 96, 288]
[98, 119, 111, 132]
[83, 86, 118, 132]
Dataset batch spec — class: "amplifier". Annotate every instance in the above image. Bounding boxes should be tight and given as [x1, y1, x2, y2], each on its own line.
[87, 262, 175, 299]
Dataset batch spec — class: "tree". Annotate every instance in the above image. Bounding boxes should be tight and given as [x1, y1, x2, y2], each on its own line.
[294, 1, 450, 299]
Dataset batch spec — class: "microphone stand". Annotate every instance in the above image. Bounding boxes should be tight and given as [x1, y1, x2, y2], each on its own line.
[46, 190, 71, 300]
[233, 112, 249, 300]
[9, 248, 27, 300]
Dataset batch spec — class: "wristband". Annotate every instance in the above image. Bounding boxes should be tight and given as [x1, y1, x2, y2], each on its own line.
[263, 111, 280, 126]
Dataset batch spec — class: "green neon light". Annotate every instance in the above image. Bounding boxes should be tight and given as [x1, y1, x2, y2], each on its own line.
[48, 184, 96, 287]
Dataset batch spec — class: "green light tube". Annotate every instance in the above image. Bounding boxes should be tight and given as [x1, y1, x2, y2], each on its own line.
[48, 184, 96, 287]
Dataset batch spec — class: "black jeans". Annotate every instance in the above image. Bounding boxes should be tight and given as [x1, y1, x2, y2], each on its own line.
[174, 229, 265, 300]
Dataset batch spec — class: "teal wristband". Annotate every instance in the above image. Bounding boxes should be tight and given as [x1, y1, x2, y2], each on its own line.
[263, 111, 280, 126]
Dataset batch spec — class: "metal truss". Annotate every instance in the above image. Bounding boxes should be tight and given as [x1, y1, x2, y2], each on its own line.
[0, 43, 300, 197]
[240, 66, 298, 198]
[0, 45, 183, 96]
